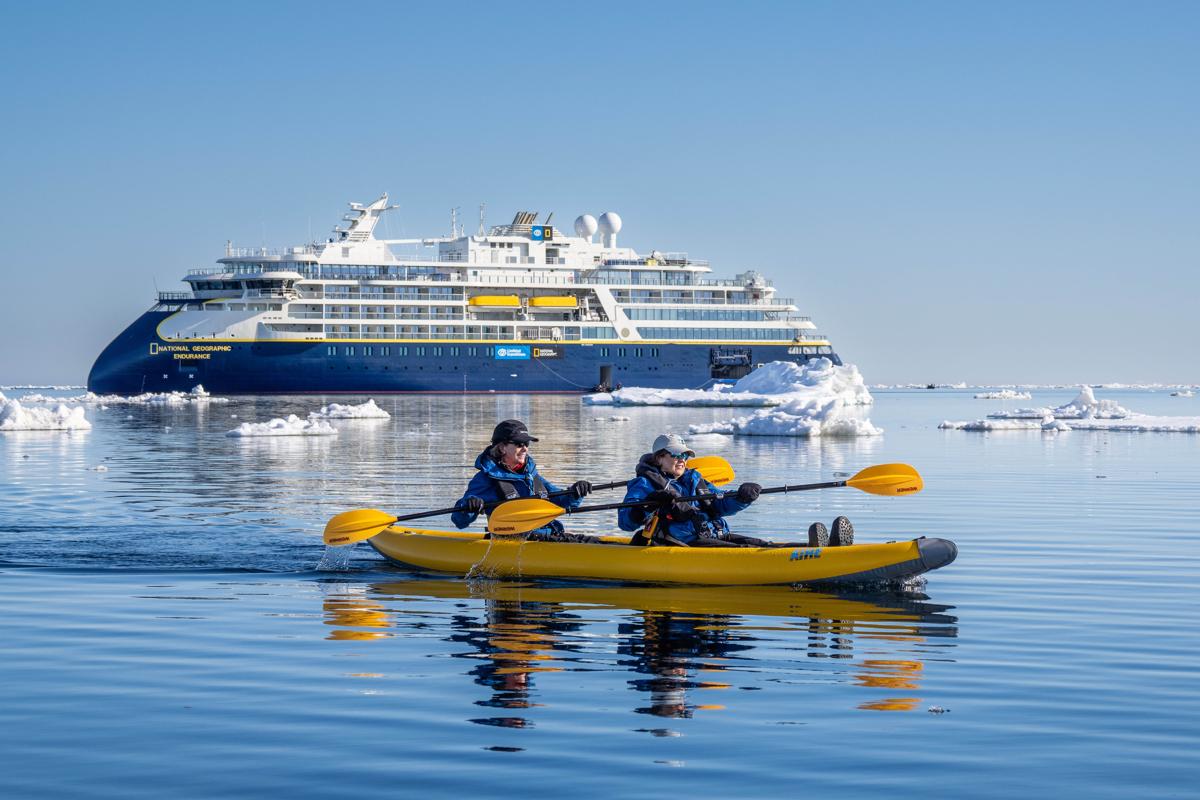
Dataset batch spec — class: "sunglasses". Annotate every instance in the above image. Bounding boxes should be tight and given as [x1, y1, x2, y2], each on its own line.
[661, 450, 693, 460]
[504, 441, 530, 448]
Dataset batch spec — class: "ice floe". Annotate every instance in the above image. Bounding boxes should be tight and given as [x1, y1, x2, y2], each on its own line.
[0, 391, 92, 432]
[974, 390, 1032, 400]
[583, 360, 880, 438]
[584, 359, 873, 408]
[941, 386, 1200, 433]
[20, 384, 227, 406]
[1171, 390, 1195, 397]
[226, 415, 338, 437]
[986, 386, 1132, 420]
[309, 399, 390, 419]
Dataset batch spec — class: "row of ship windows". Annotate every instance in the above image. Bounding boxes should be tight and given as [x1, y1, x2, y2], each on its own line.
[324, 345, 664, 358]
[625, 308, 773, 321]
[640, 328, 799, 340]
[596, 347, 661, 358]
[326, 345, 496, 357]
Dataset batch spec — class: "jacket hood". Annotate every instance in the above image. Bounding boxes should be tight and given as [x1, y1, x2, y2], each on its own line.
[635, 452, 677, 494]
[475, 448, 538, 481]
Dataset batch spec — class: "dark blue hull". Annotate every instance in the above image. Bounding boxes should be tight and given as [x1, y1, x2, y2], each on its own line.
[87, 311, 841, 394]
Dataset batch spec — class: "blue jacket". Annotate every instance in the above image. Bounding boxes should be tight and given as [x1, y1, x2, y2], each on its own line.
[452, 449, 582, 535]
[618, 455, 748, 544]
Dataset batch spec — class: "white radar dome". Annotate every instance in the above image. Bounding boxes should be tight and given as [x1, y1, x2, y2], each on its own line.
[574, 214, 598, 238]
[597, 212, 623, 235]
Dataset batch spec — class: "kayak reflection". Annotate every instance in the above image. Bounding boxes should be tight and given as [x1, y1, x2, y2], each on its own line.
[323, 580, 958, 721]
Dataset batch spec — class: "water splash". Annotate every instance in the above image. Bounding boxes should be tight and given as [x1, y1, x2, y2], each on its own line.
[316, 544, 356, 571]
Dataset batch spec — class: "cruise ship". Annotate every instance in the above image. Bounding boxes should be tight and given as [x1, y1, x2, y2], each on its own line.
[87, 195, 841, 394]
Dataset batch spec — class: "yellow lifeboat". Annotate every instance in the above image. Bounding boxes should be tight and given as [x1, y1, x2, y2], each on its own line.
[528, 296, 578, 308]
[468, 295, 521, 307]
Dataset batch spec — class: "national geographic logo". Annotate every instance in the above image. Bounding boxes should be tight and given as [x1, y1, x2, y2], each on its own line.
[149, 343, 232, 360]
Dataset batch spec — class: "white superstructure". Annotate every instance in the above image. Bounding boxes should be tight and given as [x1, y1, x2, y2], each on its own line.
[157, 194, 829, 352]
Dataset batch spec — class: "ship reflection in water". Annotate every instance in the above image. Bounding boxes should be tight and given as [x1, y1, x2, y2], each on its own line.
[320, 580, 958, 730]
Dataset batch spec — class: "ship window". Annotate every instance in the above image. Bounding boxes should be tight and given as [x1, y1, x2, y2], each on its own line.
[327, 345, 336, 356]
[417, 347, 426, 357]
[399, 346, 408, 356]
[484, 346, 493, 356]
[432, 347, 442, 357]
[818, 346, 832, 354]
[344, 346, 354, 356]
[364, 346, 373, 356]
[449, 347, 459, 356]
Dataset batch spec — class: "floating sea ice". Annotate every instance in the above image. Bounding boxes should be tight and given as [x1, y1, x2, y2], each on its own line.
[1171, 390, 1195, 397]
[584, 385, 777, 407]
[691, 395, 882, 438]
[226, 415, 339, 437]
[941, 414, 1199, 433]
[583, 359, 873, 409]
[91, 465, 109, 472]
[60, 383, 229, 406]
[973, 390, 1032, 400]
[0, 392, 92, 432]
[309, 398, 391, 419]
[988, 385, 1131, 420]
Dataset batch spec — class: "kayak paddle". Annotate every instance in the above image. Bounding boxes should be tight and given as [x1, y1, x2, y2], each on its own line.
[323, 455, 735, 546]
[487, 462, 923, 536]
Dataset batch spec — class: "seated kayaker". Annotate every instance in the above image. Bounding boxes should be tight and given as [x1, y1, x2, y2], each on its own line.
[618, 433, 767, 547]
[452, 419, 595, 542]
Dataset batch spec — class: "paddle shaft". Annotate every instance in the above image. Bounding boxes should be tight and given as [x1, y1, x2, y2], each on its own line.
[390, 479, 626, 523]
[549, 479, 846, 517]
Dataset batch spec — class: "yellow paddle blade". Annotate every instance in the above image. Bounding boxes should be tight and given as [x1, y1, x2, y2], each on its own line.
[323, 508, 399, 546]
[688, 455, 735, 487]
[846, 463, 923, 496]
[487, 498, 566, 535]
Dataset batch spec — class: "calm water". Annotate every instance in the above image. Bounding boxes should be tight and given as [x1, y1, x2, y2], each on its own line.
[2, 390, 1198, 798]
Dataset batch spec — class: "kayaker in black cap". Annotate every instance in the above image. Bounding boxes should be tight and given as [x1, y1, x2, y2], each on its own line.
[452, 419, 595, 541]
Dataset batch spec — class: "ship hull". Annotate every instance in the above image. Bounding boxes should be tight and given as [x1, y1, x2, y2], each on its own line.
[87, 311, 841, 394]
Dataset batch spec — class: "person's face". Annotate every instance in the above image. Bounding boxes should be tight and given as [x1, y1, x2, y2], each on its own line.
[499, 441, 529, 470]
[656, 450, 688, 478]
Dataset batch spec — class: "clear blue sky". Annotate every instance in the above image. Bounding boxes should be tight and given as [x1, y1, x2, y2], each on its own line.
[2, 1, 1196, 386]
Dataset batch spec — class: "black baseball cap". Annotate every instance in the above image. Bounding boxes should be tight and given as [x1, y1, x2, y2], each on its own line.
[491, 419, 539, 445]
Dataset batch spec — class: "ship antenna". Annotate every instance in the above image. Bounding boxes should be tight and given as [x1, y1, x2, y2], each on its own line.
[478, 202, 486, 236]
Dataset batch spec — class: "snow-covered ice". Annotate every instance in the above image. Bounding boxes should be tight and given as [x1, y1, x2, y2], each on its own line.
[309, 399, 390, 419]
[226, 415, 338, 437]
[986, 386, 1132, 420]
[21, 384, 227, 406]
[0, 392, 92, 432]
[583, 360, 880, 438]
[974, 390, 1032, 400]
[942, 386, 1200, 433]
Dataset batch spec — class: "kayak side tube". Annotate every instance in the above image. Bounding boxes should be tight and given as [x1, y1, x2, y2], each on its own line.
[367, 529, 958, 586]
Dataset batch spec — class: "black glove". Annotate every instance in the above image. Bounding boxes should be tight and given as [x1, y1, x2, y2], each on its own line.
[569, 480, 592, 499]
[667, 500, 700, 521]
[462, 496, 485, 515]
[736, 482, 761, 504]
[646, 490, 676, 514]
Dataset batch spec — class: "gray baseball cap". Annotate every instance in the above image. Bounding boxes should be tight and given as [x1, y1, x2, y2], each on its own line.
[651, 433, 695, 458]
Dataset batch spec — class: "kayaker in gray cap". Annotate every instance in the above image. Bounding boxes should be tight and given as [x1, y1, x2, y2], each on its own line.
[618, 433, 767, 547]
[618, 433, 853, 547]
[452, 419, 595, 541]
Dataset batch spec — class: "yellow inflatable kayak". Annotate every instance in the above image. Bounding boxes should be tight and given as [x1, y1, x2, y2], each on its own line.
[367, 528, 957, 586]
